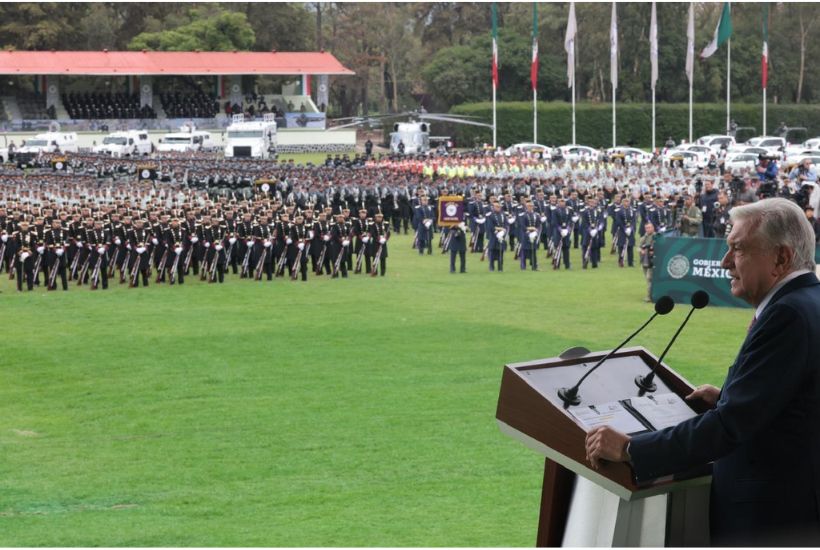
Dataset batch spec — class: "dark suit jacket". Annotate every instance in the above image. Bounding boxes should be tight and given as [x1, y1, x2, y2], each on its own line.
[630, 272, 820, 546]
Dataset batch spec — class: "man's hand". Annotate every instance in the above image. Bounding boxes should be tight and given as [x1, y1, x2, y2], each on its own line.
[585, 426, 631, 470]
[685, 384, 720, 408]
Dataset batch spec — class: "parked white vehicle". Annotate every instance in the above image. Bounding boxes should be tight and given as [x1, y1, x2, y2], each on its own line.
[18, 132, 79, 155]
[723, 152, 759, 173]
[606, 146, 653, 165]
[157, 129, 215, 153]
[696, 134, 735, 152]
[223, 114, 277, 159]
[729, 136, 785, 159]
[785, 138, 820, 160]
[557, 144, 599, 162]
[502, 142, 551, 157]
[93, 131, 153, 157]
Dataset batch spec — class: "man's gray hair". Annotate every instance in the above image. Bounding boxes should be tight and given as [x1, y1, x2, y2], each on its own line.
[730, 198, 816, 271]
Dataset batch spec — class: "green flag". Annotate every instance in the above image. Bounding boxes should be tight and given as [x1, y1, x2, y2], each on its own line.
[700, 2, 732, 59]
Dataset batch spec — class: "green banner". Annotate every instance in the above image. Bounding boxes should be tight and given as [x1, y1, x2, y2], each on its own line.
[652, 236, 820, 308]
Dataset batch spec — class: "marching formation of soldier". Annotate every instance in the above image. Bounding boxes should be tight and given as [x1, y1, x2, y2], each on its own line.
[1, 148, 748, 292]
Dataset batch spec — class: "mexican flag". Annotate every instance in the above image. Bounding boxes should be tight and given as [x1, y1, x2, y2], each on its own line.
[531, 3, 538, 91]
[492, 3, 499, 89]
[700, 2, 732, 59]
[762, 4, 769, 88]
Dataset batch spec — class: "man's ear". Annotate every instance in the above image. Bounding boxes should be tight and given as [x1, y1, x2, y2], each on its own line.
[775, 245, 795, 273]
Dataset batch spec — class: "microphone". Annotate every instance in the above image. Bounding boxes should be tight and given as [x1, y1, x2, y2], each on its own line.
[635, 290, 710, 393]
[558, 296, 675, 407]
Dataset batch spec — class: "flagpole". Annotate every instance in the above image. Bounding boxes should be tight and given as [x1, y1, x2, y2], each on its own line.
[726, 39, 731, 135]
[612, 83, 616, 148]
[652, 88, 656, 152]
[689, 79, 693, 143]
[763, 88, 767, 136]
[493, 84, 497, 149]
[533, 89, 537, 143]
[571, 45, 576, 144]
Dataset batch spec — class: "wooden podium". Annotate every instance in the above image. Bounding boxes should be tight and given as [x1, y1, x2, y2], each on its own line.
[496, 346, 712, 547]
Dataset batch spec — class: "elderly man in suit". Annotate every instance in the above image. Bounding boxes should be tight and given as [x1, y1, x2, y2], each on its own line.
[585, 198, 820, 546]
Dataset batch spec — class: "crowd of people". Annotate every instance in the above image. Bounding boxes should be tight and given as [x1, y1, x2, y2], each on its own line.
[1, 147, 817, 294]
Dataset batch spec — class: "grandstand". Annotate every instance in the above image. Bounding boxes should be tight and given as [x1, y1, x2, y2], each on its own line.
[0, 51, 351, 129]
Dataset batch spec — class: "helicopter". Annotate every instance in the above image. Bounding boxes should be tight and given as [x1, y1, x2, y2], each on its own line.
[328, 110, 493, 155]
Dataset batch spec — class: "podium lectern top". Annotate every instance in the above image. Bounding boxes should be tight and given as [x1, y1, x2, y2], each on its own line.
[496, 346, 711, 501]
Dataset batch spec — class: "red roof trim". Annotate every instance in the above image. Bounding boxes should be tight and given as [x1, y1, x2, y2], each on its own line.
[0, 51, 355, 76]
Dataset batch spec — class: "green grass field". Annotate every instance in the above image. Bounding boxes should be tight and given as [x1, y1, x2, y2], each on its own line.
[0, 234, 750, 546]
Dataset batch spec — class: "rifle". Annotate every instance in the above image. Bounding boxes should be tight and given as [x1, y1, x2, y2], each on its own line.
[513, 241, 522, 260]
[291, 243, 304, 280]
[441, 230, 453, 254]
[119, 250, 130, 284]
[32, 252, 43, 282]
[468, 226, 478, 251]
[155, 249, 169, 283]
[169, 251, 180, 284]
[480, 243, 489, 262]
[315, 242, 328, 275]
[47, 257, 59, 289]
[183, 243, 194, 274]
[77, 249, 91, 286]
[0, 242, 5, 274]
[90, 255, 102, 290]
[332, 245, 344, 276]
[130, 251, 142, 287]
[411, 228, 419, 249]
[108, 246, 120, 278]
[354, 239, 365, 273]
[610, 231, 619, 255]
[241, 239, 253, 277]
[371, 242, 384, 277]
[69, 246, 81, 279]
[254, 248, 267, 280]
[275, 246, 288, 277]
[146, 245, 156, 278]
[209, 248, 219, 282]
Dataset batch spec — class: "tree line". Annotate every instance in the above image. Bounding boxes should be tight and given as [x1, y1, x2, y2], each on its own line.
[0, 3, 816, 117]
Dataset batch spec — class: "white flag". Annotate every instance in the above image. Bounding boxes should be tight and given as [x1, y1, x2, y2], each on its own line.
[686, 2, 695, 84]
[650, 2, 658, 91]
[564, 2, 577, 88]
[610, 2, 618, 90]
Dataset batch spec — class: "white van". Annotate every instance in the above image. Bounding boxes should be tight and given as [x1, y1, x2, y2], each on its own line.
[156, 130, 215, 153]
[18, 132, 79, 155]
[93, 131, 153, 157]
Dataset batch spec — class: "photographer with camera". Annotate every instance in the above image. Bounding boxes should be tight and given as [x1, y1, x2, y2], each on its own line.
[789, 158, 818, 186]
[756, 154, 779, 199]
[713, 190, 732, 239]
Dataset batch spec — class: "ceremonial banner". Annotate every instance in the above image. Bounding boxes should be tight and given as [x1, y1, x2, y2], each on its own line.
[652, 236, 820, 308]
[437, 196, 465, 228]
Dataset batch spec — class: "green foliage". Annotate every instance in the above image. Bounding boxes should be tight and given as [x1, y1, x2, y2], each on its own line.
[128, 9, 255, 52]
[450, 101, 820, 149]
[0, 234, 745, 545]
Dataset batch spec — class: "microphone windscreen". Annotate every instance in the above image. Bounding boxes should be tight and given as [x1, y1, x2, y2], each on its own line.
[691, 290, 710, 309]
[654, 295, 675, 315]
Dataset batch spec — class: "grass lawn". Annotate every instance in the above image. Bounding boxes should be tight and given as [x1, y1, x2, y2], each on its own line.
[0, 233, 749, 546]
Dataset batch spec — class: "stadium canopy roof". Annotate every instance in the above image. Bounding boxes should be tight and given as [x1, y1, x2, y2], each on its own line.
[0, 51, 355, 76]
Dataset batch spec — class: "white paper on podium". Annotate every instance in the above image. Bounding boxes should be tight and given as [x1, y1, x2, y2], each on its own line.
[626, 392, 699, 431]
[570, 401, 649, 434]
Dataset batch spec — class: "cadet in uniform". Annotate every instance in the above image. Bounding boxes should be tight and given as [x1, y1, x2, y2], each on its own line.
[613, 197, 637, 267]
[368, 212, 390, 276]
[485, 202, 507, 272]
